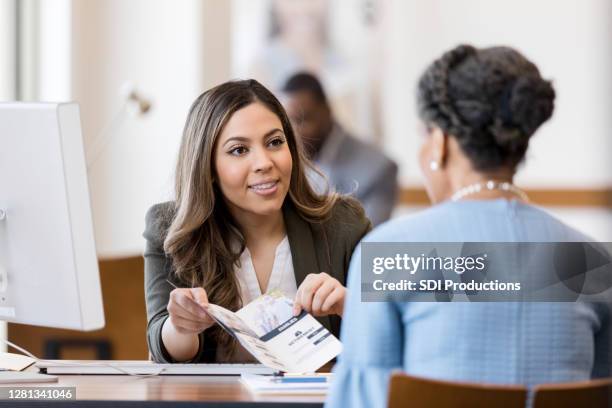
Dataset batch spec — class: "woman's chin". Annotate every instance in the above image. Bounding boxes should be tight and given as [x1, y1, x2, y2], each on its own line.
[239, 197, 285, 218]
[229, 188, 289, 219]
[253, 202, 284, 216]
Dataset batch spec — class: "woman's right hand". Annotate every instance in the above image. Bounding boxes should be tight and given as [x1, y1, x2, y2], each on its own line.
[166, 288, 215, 334]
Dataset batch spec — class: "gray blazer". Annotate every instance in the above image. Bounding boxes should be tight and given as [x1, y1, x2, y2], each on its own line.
[143, 198, 371, 363]
[311, 124, 399, 227]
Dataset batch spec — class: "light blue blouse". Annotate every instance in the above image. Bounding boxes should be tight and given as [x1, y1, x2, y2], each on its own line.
[325, 199, 611, 408]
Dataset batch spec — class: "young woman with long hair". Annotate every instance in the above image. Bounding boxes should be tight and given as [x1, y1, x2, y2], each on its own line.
[144, 79, 371, 363]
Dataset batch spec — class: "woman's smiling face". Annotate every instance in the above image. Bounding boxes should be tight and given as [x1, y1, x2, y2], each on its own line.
[214, 101, 293, 221]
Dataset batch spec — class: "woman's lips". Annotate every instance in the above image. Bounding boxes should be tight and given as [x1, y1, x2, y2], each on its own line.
[249, 180, 279, 196]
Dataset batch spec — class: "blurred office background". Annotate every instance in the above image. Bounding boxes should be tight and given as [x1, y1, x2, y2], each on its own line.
[0, 0, 611, 359]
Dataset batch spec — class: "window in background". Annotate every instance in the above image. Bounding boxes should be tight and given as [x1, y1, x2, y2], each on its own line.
[0, 0, 17, 100]
[2, 0, 71, 103]
[0, 0, 17, 352]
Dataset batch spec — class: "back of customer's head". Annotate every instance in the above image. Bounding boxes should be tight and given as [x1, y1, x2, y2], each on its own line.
[418, 45, 555, 172]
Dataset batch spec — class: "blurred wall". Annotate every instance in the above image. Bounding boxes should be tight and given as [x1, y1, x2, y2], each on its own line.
[381, 0, 612, 188]
[26, 0, 612, 257]
[231, 0, 384, 141]
[68, 0, 231, 257]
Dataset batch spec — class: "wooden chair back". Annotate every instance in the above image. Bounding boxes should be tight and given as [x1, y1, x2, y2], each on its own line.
[533, 378, 612, 408]
[387, 373, 527, 408]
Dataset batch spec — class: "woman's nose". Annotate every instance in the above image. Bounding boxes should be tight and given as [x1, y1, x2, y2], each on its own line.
[252, 147, 273, 173]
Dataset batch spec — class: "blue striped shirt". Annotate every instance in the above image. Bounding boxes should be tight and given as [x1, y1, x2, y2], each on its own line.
[326, 199, 611, 408]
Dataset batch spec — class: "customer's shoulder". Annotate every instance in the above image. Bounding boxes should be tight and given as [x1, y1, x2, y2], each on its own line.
[516, 204, 596, 242]
[366, 200, 598, 243]
[363, 202, 458, 242]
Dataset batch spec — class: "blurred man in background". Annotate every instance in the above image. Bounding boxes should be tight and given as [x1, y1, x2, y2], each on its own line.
[282, 72, 398, 226]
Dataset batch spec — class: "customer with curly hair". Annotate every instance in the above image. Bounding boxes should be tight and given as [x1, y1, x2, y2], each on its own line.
[325, 45, 611, 407]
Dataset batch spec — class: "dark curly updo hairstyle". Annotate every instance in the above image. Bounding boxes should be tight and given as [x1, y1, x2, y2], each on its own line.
[417, 45, 556, 171]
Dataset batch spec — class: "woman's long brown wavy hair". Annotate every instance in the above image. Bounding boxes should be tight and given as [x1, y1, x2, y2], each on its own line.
[164, 79, 339, 354]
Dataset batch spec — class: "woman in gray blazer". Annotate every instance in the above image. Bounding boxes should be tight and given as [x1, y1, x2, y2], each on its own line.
[144, 79, 371, 363]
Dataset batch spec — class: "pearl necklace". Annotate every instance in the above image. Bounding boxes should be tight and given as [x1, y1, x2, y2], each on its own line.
[450, 180, 529, 202]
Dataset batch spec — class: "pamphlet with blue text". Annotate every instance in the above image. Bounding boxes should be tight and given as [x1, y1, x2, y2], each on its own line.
[202, 290, 342, 373]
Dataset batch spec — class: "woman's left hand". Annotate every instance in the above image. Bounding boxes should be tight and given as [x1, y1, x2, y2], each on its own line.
[293, 272, 346, 317]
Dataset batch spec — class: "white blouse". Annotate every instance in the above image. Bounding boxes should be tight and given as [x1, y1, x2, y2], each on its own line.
[234, 236, 297, 306]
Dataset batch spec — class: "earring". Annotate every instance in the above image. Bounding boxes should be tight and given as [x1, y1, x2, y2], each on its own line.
[429, 160, 440, 171]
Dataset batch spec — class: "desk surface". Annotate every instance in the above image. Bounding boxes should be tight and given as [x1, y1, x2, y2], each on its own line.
[62, 374, 324, 406]
[0, 371, 328, 407]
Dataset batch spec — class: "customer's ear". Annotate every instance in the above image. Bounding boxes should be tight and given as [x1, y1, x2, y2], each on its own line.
[430, 127, 448, 168]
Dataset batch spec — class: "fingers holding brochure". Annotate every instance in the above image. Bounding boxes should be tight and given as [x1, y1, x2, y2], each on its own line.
[293, 272, 346, 317]
[167, 288, 215, 334]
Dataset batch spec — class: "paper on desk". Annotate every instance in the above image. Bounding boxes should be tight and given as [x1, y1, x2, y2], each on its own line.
[0, 352, 36, 371]
[240, 373, 330, 395]
[203, 290, 342, 373]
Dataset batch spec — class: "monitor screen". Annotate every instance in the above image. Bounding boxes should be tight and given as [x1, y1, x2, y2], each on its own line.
[0, 103, 104, 331]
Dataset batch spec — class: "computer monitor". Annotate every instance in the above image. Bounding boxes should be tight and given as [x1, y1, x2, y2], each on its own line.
[0, 103, 104, 332]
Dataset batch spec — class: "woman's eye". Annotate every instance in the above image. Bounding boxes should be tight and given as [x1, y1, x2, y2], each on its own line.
[229, 146, 248, 156]
[268, 138, 285, 148]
